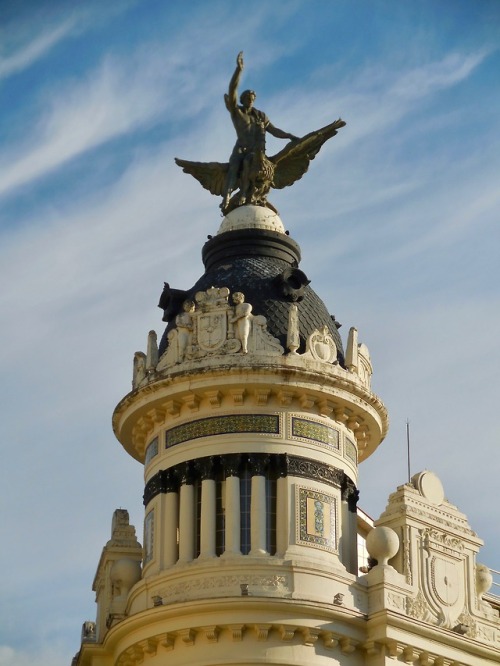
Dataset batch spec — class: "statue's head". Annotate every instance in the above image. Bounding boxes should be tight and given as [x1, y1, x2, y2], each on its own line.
[240, 89, 256, 108]
[232, 292, 245, 304]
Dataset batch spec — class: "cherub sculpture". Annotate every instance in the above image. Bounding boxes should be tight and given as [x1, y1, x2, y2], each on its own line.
[175, 52, 345, 214]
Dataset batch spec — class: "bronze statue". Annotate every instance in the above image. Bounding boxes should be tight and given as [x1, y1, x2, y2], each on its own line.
[175, 52, 345, 214]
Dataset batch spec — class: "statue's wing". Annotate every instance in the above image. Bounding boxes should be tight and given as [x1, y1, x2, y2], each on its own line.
[270, 119, 346, 190]
[175, 158, 228, 196]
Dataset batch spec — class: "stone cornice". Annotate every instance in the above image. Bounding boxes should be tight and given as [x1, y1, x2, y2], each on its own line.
[77, 607, 500, 666]
[113, 363, 388, 464]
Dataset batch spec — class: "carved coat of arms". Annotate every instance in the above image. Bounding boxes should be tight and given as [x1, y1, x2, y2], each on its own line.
[156, 287, 283, 370]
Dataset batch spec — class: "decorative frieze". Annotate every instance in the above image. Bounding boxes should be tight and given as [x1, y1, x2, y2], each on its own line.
[290, 416, 340, 450]
[165, 413, 281, 448]
[287, 456, 344, 489]
[159, 574, 290, 602]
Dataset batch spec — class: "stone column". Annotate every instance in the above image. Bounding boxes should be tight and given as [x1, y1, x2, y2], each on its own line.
[178, 463, 195, 563]
[222, 455, 241, 557]
[250, 454, 268, 556]
[198, 457, 216, 559]
[162, 470, 179, 568]
[276, 456, 288, 557]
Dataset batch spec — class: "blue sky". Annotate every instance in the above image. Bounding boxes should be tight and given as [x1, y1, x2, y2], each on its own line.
[0, 1, 499, 664]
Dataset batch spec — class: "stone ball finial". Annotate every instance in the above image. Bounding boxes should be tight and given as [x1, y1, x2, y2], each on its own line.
[366, 526, 399, 566]
[476, 563, 493, 600]
[110, 557, 141, 596]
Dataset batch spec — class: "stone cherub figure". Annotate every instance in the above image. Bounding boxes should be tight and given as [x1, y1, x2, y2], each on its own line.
[230, 291, 252, 353]
[175, 300, 195, 362]
[175, 52, 346, 214]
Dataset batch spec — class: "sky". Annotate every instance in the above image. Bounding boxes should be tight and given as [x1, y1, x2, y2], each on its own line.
[0, 1, 499, 664]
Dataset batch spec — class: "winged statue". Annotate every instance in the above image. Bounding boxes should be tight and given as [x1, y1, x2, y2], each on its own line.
[175, 52, 346, 214]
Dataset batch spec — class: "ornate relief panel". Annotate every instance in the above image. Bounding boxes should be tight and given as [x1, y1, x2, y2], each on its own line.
[165, 413, 281, 448]
[296, 485, 338, 553]
[419, 528, 467, 628]
[156, 287, 283, 370]
[288, 414, 341, 453]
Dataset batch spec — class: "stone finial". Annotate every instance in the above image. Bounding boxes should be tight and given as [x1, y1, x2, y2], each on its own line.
[108, 509, 141, 548]
[476, 563, 493, 601]
[286, 303, 300, 354]
[146, 330, 158, 371]
[132, 352, 147, 389]
[345, 327, 358, 371]
[366, 526, 399, 567]
[345, 327, 373, 387]
[109, 558, 142, 616]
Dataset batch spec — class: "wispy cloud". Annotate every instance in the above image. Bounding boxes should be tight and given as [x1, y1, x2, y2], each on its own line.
[390, 49, 491, 99]
[0, 56, 169, 198]
[0, 20, 76, 80]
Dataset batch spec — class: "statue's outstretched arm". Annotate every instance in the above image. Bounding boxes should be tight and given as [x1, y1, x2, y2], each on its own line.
[267, 122, 299, 141]
[225, 51, 244, 111]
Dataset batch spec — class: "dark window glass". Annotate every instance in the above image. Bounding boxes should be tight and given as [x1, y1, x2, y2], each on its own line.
[216, 480, 225, 556]
[240, 471, 251, 555]
[266, 476, 277, 555]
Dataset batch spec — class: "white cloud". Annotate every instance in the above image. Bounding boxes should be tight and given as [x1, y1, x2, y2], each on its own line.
[0, 20, 76, 80]
[390, 50, 491, 100]
[0, 56, 169, 198]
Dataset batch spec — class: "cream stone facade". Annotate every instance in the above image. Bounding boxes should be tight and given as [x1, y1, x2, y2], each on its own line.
[73, 207, 500, 666]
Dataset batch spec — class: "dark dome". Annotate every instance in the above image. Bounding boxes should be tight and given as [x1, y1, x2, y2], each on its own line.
[158, 228, 344, 364]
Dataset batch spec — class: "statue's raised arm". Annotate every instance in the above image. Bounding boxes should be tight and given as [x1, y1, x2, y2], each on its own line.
[224, 51, 244, 112]
[175, 52, 346, 215]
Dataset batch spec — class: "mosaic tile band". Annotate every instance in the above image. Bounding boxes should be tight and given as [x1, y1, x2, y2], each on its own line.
[344, 437, 357, 463]
[145, 437, 159, 466]
[166, 414, 280, 448]
[291, 416, 340, 449]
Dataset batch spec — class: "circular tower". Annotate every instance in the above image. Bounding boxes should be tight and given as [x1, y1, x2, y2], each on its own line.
[98, 205, 388, 666]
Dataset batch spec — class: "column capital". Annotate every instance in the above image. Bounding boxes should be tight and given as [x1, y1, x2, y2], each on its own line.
[341, 476, 359, 512]
[162, 469, 179, 493]
[195, 456, 217, 481]
[178, 461, 194, 485]
[224, 454, 241, 477]
[248, 453, 269, 476]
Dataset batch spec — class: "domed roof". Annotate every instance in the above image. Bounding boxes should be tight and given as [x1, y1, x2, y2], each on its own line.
[158, 208, 344, 364]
